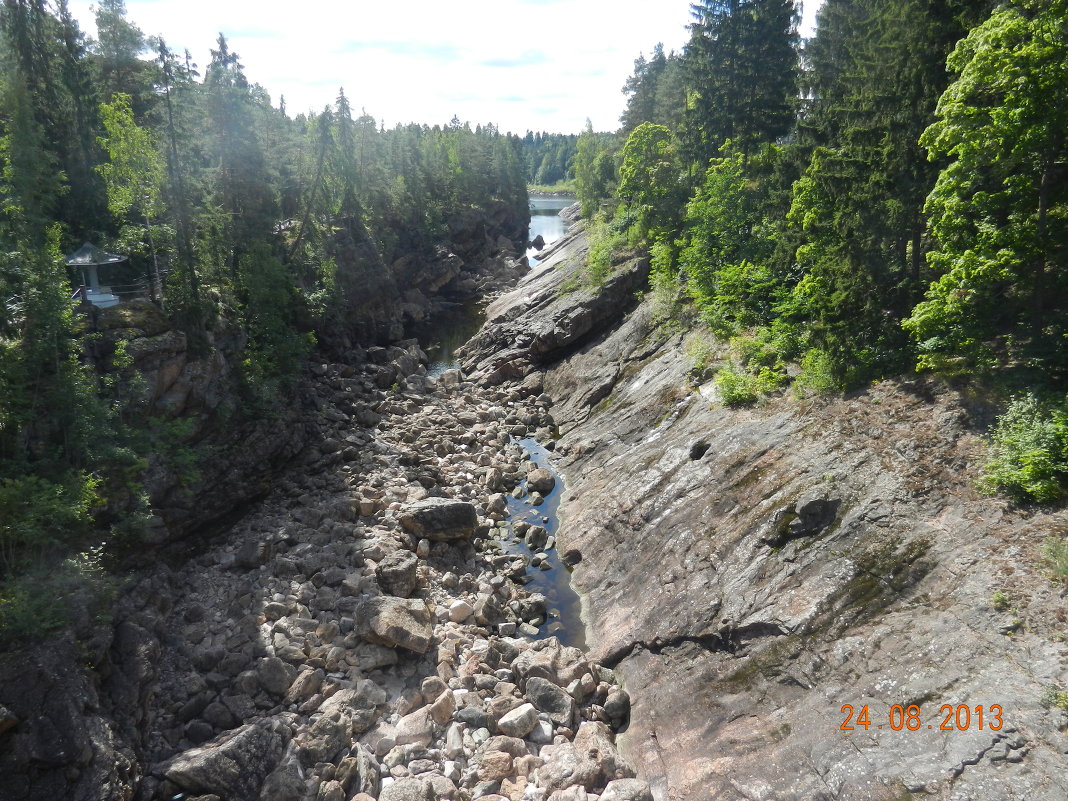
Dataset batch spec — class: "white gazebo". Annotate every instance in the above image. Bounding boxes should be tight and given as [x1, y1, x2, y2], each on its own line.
[65, 243, 126, 308]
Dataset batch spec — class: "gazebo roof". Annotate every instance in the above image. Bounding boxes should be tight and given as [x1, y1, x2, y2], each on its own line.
[64, 242, 126, 267]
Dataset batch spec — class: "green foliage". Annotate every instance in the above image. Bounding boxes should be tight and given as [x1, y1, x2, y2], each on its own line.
[712, 328, 794, 406]
[991, 589, 1011, 611]
[573, 120, 617, 219]
[682, 0, 799, 165]
[520, 131, 578, 186]
[618, 123, 683, 240]
[714, 360, 785, 407]
[1042, 537, 1068, 582]
[677, 146, 792, 335]
[560, 215, 631, 295]
[0, 545, 116, 645]
[96, 93, 163, 221]
[979, 394, 1068, 503]
[683, 331, 717, 381]
[586, 217, 627, 286]
[0, 474, 99, 574]
[793, 348, 840, 396]
[904, 0, 1068, 373]
[1039, 685, 1068, 710]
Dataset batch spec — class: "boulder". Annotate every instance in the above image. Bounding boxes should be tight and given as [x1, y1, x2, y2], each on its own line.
[603, 688, 630, 730]
[600, 779, 654, 801]
[316, 779, 346, 801]
[160, 721, 286, 799]
[536, 721, 633, 794]
[379, 776, 434, 801]
[394, 708, 434, 747]
[525, 677, 575, 726]
[398, 498, 478, 541]
[449, 599, 474, 623]
[336, 743, 381, 797]
[376, 549, 419, 598]
[255, 657, 295, 697]
[257, 743, 305, 801]
[357, 596, 433, 654]
[496, 703, 539, 738]
[526, 468, 556, 495]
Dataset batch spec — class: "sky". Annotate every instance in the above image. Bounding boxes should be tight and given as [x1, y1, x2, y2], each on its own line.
[68, 0, 823, 135]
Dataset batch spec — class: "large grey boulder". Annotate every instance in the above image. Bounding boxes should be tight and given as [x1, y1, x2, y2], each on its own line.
[356, 596, 433, 653]
[379, 776, 434, 801]
[525, 676, 575, 726]
[398, 497, 479, 540]
[160, 721, 286, 799]
[526, 468, 556, 495]
[376, 549, 419, 597]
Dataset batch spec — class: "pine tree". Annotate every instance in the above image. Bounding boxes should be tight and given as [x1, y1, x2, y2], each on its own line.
[681, 0, 799, 167]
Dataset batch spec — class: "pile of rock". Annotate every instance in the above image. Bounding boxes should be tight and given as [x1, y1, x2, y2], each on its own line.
[117, 346, 648, 801]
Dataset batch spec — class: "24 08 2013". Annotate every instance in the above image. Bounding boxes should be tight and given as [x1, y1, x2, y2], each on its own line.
[840, 703, 1004, 732]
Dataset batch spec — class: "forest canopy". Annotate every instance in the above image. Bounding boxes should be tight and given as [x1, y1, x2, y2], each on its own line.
[0, 0, 531, 631]
[575, 0, 1067, 496]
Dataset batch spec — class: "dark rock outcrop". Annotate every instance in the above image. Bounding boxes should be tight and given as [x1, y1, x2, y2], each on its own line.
[158, 720, 286, 799]
[459, 224, 649, 385]
[398, 497, 479, 541]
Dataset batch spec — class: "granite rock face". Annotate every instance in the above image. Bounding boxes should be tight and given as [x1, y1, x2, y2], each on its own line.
[465, 220, 1068, 801]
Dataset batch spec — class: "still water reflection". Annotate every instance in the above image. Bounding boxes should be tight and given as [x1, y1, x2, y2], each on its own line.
[526, 195, 573, 265]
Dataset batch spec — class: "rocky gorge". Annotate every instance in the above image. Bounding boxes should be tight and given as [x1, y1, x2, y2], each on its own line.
[1, 205, 1066, 801]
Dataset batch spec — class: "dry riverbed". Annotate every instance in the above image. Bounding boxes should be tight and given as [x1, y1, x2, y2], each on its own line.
[109, 344, 649, 801]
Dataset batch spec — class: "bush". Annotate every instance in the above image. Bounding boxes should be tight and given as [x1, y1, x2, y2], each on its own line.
[0, 546, 116, 645]
[979, 394, 1068, 503]
[716, 362, 759, 407]
[585, 218, 626, 287]
[794, 348, 840, 396]
[1040, 685, 1068, 710]
[1043, 537, 1068, 582]
[714, 362, 785, 407]
[0, 473, 100, 574]
[684, 332, 717, 382]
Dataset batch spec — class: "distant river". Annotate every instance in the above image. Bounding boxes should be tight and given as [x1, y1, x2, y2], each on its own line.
[525, 195, 573, 265]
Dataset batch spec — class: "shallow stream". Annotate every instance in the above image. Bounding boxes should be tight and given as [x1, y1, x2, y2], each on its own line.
[416, 194, 586, 649]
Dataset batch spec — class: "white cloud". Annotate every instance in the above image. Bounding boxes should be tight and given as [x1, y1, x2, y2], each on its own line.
[70, 0, 823, 134]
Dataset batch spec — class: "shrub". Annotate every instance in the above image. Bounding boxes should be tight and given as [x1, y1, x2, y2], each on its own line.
[0, 546, 116, 645]
[585, 218, 627, 287]
[1043, 537, 1068, 582]
[991, 590, 1011, 611]
[715, 362, 758, 407]
[684, 332, 716, 382]
[715, 361, 785, 407]
[1039, 685, 1068, 710]
[978, 394, 1068, 503]
[794, 348, 840, 396]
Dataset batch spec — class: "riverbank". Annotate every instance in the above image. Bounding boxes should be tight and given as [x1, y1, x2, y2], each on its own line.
[461, 216, 1068, 801]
